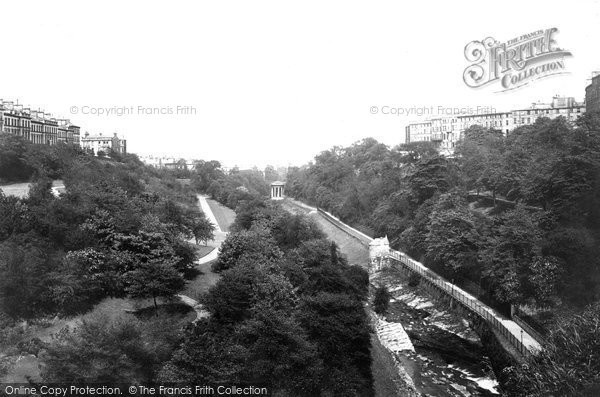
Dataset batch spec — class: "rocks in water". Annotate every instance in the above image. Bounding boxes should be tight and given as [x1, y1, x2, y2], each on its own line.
[372, 270, 500, 395]
[407, 325, 484, 364]
[387, 301, 431, 322]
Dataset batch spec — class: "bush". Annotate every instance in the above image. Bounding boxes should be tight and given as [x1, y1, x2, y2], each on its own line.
[408, 272, 421, 287]
[373, 286, 391, 315]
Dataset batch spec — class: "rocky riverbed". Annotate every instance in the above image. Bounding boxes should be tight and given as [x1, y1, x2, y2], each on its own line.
[281, 199, 500, 396]
[372, 267, 500, 396]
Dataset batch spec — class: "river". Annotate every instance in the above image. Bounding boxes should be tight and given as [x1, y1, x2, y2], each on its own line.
[282, 199, 500, 397]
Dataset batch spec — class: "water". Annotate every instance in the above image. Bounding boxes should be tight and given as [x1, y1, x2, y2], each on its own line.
[374, 269, 500, 396]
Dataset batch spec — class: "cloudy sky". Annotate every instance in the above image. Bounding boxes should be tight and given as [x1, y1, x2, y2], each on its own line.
[2, 0, 599, 168]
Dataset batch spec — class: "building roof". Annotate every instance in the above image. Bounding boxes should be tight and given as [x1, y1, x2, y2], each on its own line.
[82, 132, 123, 140]
[369, 236, 389, 247]
[270, 181, 285, 186]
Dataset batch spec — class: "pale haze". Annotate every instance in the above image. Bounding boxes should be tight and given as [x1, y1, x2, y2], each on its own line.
[2, 0, 599, 168]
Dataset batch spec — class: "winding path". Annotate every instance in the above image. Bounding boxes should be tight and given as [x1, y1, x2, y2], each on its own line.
[196, 195, 230, 264]
[177, 195, 233, 320]
[176, 294, 210, 323]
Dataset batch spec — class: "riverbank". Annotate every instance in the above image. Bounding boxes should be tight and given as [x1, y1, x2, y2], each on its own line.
[373, 268, 499, 396]
[282, 198, 500, 396]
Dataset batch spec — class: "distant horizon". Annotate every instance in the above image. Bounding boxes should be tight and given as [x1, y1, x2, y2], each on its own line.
[2, 86, 592, 170]
[2, 0, 599, 168]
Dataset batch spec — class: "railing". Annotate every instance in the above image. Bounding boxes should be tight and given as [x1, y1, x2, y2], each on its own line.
[294, 197, 541, 358]
[513, 314, 548, 345]
[386, 250, 539, 357]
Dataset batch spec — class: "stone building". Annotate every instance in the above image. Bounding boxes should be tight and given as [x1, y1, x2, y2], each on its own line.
[586, 73, 600, 114]
[369, 236, 390, 273]
[0, 99, 80, 146]
[406, 96, 586, 155]
[80, 132, 127, 156]
[405, 121, 432, 144]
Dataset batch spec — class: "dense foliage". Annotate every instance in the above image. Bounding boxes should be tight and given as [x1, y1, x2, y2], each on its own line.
[189, 160, 281, 209]
[161, 199, 373, 396]
[286, 115, 600, 311]
[0, 135, 212, 318]
[42, 309, 190, 383]
[373, 286, 391, 315]
[284, 114, 600, 394]
[504, 302, 600, 396]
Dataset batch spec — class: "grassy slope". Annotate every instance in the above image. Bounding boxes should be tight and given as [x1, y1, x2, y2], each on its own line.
[205, 197, 236, 232]
[182, 198, 234, 300]
[1, 195, 238, 384]
[0, 182, 31, 199]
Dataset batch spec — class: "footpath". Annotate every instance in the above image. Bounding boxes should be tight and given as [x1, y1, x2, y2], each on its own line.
[284, 198, 541, 354]
[281, 198, 522, 395]
[195, 195, 229, 264]
[177, 195, 232, 319]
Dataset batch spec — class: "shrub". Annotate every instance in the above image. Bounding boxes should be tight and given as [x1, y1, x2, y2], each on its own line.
[373, 286, 391, 315]
[408, 272, 421, 287]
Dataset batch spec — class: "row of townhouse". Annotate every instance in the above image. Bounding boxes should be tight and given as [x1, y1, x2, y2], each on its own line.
[0, 100, 81, 145]
[1, 99, 127, 155]
[405, 96, 586, 155]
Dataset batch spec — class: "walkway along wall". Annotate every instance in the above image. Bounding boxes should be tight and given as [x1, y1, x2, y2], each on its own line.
[316, 207, 373, 245]
[385, 251, 541, 358]
[289, 198, 543, 359]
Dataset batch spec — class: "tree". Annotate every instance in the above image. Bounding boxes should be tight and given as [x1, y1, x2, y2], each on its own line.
[230, 198, 277, 232]
[42, 311, 186, 383]
[297, 292, 373, 396]
[46, 249, 107, 314]
[42, 313, 150, 383]
[272, 212, 325, 249]
[505, 302, 600, 396]
[232, 306, 323, 395]
[190, 215, 215, 245]
[0, 235, 58, 317]
[480, 206, 544, 305]
[264, 165, 280, 184]
[373, 286, 391, 315]
[398, 141, 439, 163]
[425, 192, 482, 279]
[292, 238, 347, 269]
[191, 160, 225, 192]
[125, 259, 185, 312]
[398, 197, 435, 259]
[0, 193, 29, 241]
[455, 126, 506, 200]
[203, 263, 262, 324]
[0, 133, 34, 182]
[159, 320, 245, 383]
[213, 228, 282, 272]
[408, 156, 459, 205]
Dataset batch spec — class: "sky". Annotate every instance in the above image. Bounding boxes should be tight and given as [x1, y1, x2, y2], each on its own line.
[1, 0, 600, 169]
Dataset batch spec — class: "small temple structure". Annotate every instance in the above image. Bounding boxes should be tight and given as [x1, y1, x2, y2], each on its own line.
[270, 181, 285, 200]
